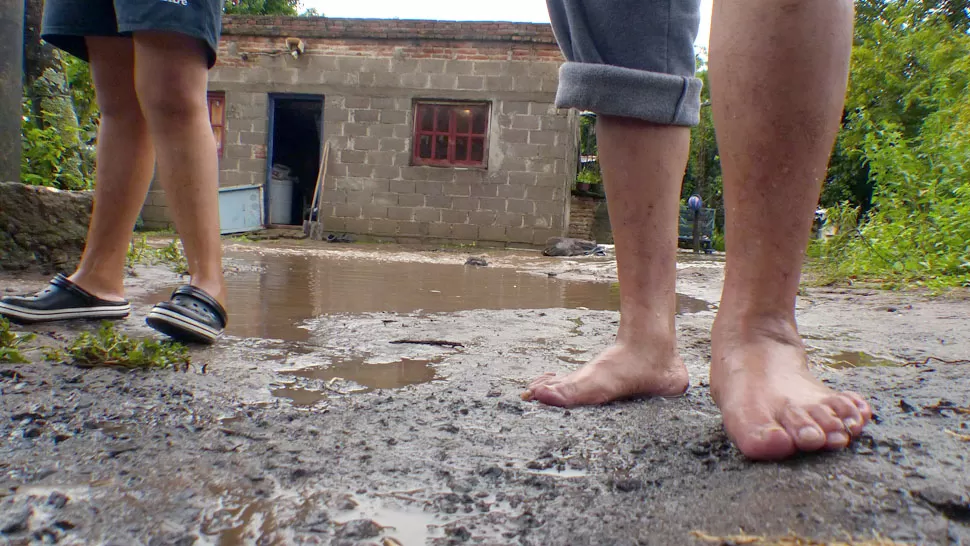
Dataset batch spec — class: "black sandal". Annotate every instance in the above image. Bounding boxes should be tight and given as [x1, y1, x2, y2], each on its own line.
[146, 285, 227, 344]
[0, 274, 130, 324]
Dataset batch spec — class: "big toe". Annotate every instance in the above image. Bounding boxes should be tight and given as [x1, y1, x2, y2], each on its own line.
[529, 382, 580, 408]
[723, 407, 798, 461]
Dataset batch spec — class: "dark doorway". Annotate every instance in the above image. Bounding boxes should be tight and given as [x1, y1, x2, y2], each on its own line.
[267, 95, 324, 226]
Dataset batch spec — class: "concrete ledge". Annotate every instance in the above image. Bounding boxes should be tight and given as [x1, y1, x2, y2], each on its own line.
[0, 181, 92, 273]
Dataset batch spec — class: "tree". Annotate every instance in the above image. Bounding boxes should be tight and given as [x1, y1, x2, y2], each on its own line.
[819, 0, 970, 287]
[224, 0, 301, 15]
[1, 0, 25, 182]
[682, 68, 722, 224]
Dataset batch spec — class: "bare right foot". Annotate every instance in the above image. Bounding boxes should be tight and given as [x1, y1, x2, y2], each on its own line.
[521, 339, 690, 408]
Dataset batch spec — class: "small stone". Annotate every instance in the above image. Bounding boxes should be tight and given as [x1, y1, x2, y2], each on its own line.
[464, 257, 488, 267]
[336, 496, 358, 511]
[22, 427, 42, 439]
[0, 507, 31, 534]
[47, 492, 69, 509]
[446, 525, 472, 541]
[479, 466, 504, 479]
[615, 479, 643, 492]
[336, 519, 381, 539]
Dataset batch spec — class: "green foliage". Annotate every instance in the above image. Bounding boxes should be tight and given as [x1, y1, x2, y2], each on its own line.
[224, 0, 300, 15]
[711, 230, 725, 253]
[127, 235, 190, 275]
[46, 322, 191, 371]
[576, 168, 602, 186]
[682, 69, 723, 221]
[815, 2, 970, 288]
[0, 318, 36, 364]
[21, 52, 98, 190]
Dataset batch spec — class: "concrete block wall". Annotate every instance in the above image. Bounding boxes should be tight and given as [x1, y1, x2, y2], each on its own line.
[191, 17, 578, 244]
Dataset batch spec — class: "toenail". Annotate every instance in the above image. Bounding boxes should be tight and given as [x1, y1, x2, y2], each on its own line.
[843, 418, 858, 431]
[798, 427, 823, 443]
[520, 390, 532, 400]
[827, 432, 849, 446]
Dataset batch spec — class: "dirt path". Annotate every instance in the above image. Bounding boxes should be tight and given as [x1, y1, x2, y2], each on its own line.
[1, 241, 968, 545]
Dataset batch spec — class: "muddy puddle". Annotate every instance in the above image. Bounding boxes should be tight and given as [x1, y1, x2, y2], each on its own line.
[272, 356, 443, 406]
[139, 251, 712, 342]
[824, 351, 902, 369]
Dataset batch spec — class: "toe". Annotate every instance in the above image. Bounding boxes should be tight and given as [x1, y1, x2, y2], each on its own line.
[806, 405, 850, 450]
[823, 394, 865, 436]
[528, 373, 558, 390]
[530, 383, 576, 408]
[780, 405, 827, 452]
[721, 405, 796, 461]
[844, 391, 872, 420]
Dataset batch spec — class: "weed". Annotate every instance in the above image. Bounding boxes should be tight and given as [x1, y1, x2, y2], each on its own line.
[127, 235, 189, 275]
[46, 322, 191, 371]
[0, 318, 36, 363]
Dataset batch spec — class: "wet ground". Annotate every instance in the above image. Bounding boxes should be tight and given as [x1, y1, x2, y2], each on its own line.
[1, 240, 969, 545]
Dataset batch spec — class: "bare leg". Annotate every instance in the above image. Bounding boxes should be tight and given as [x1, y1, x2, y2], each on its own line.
[69, 38, 155, 301]
[709, 0, 872, 460]
[522, 117, 690, 406]
[133, 31, 226, 304]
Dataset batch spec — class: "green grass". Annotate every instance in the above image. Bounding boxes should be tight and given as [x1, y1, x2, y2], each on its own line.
[127, 235, 189, 275]
[0, 318, 36, 364]
[45, 322, 191, 371]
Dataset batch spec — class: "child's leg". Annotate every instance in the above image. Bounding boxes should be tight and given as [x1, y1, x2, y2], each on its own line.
[69, 37, 155, 301]
[131, 31, 225, 306]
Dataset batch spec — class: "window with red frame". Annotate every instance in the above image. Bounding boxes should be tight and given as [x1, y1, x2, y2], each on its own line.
[207, 92, 226, 158]
[413, 102, 489, 167]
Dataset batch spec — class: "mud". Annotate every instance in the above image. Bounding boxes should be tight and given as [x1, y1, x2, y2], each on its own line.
[1, 240, 969, 545]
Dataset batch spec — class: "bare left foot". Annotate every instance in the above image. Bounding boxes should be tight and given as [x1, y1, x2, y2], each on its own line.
[521, 338, 690, 408]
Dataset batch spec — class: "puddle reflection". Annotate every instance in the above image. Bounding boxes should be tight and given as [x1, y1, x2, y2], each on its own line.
[139, 251, 713, 342]
[825, 351, 901, 369]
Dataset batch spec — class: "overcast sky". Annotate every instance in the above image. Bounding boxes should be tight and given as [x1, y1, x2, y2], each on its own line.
[303, 0, 715, 49]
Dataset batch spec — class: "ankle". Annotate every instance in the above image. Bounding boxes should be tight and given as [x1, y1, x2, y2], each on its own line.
[189, 277, 226, 307]
[69, 271, 125, 300]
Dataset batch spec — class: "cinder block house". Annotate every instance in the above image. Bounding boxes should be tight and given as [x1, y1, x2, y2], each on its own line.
[141, 16, 580, 245]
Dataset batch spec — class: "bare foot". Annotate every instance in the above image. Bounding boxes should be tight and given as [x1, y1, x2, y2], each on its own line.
[710, 314, 872, 461]
[521, 341, 690, 408]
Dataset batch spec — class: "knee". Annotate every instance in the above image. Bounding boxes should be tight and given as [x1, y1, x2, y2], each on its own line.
[135, 78, 207, 126]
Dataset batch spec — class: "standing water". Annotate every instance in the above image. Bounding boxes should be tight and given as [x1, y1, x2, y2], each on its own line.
[141, 251, 711, 342]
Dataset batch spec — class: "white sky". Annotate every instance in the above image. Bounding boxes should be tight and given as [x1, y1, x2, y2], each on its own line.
[303, 0, 715, 49]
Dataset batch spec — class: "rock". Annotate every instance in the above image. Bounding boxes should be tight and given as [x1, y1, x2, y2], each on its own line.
[445, 525, 472, 541]
[479, 466, 504, 479]
[914, 486, 970, 521]
[614, 479, 643, 492]
[0, 507, 31, 534]
[0, 182, 93, 273]
[47, 492, 68, 509]
[464, 257, 488, 267]
[337, 519, 381, 539]
[542, 237, 598, 257]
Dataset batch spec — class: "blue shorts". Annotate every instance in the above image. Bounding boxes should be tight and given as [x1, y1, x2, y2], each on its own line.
[42, 0, 222, 68]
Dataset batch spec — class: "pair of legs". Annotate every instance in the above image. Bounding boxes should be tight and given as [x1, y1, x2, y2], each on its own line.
[72, 32, 225, 307]
[524, 0, 872, 460]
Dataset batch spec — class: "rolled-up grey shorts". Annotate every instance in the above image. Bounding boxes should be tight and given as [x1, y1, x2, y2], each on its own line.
[546, 0, 703, 126]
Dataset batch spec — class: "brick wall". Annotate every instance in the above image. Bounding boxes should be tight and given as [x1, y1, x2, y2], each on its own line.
[567, 195, 613, 244]
[568, 195, 597, 240]
[143, 17, 578, 244]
